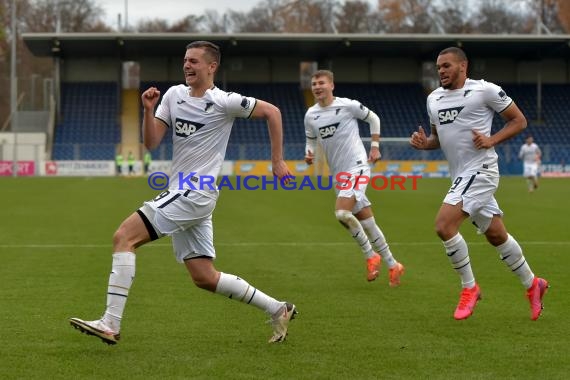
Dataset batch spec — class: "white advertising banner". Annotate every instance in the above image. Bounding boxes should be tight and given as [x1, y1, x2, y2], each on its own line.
[45, 161, 115, 176]
[42, 160, 235, 177]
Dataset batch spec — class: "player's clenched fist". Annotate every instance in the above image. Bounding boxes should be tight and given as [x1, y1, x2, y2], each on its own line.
[141, 87, 161, 110]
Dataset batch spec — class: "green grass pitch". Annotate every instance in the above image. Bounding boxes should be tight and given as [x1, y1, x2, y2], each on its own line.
[0, 176, 568, 379]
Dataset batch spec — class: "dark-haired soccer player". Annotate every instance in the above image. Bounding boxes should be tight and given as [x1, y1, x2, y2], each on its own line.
[411, 47, 548, 320]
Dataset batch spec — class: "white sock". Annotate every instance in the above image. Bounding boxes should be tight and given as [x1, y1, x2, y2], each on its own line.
[443, 233, 475, 289]
[335, 210, 375, 259]
[102, 252, 136, 332]
[215, 272, 283, 315]
[359, 217, 397, 268]
[496, 234, 534, 289]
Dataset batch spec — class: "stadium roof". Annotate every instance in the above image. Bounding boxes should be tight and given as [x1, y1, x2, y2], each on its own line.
[22, 32, 570, 61]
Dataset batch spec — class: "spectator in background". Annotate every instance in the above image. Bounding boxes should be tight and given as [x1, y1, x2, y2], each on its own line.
[115, 152, 124, 175]
[143, 150, 152, 175]
[127, 151, 135, 175]
[518, 135, 541, 192]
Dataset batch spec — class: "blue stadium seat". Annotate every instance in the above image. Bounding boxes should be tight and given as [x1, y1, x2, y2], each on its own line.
[53, 82, 120, 160]
[53, 81, 569, 171]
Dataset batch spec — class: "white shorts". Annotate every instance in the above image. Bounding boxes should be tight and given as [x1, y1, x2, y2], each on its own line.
[443, 166, 503, 234]
[523, 162, 539, 178]
[138, 189, 217, 263]
[335, 167, 372, 214]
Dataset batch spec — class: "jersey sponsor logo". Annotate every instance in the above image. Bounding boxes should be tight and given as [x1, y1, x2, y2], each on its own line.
[313, 115, 320, 120]
[463, 90, 472, 97]
[435, 95, 444, 101]
[174, 118, 205, 138]
[335, 108, 340, 115]
[498, 90, 508, 101]
[176, 99, 185, 104]
[438, 106, 464, 124]
[318, 123, 340, 139]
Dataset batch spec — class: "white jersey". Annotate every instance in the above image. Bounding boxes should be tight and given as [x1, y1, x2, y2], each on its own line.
[427, 79, 513, 178]
[155, 84, 256, 195]
[519, 143, 541, 164]
[304, 97, 371, 175]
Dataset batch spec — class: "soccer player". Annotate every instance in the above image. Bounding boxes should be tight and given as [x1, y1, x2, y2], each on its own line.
[410, 47, 548, 320]
[519, 135, 541, 192]
[304, 69, 405, 285]
[70, 41, 297, 344]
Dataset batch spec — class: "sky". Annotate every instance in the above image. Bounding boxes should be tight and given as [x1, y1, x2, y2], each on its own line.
[97, 0, 381, 29]
[96, 0, 263, 28]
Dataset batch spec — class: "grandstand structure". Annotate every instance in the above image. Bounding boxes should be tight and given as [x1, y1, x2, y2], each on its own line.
[20, 33, 570, 174]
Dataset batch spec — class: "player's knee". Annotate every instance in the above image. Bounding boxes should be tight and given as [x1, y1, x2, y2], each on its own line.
[335, 209, 353, 228]
[112, 225, 128, 249]
[485, 228, 507, 246]
[112, 222, 142, 251]
[189, 271, 218, 292]
[434, 219, 455, 241]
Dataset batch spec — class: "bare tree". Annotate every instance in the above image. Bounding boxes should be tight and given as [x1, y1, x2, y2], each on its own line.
[22, 0, 110, 32]
[335, 0, 375, 33]
[525, 0, 565, 33]
[279, 0, 339, 33]
[201, 10, 226, 33]
[431, 0, 475, 33]
[556, 0, 570, 32]
[170, 15, 203, 33]
[135, 18, 170, 33]
[377, 0, 434, 33]
[474, 0, 532, 33]
[223, 0, 284, 32]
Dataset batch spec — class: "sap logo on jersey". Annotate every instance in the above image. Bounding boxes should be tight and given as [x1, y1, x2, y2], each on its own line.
[319, 123, 340, 139]
[438, 106, 464, 125]
[175, 118, 205, 137]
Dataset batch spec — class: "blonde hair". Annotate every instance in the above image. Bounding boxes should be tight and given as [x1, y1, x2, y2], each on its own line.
[312, 69, 334, 82]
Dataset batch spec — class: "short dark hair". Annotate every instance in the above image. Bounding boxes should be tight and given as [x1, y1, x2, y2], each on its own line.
[439, 46, 467, 62]
[186, 41, 221, 65]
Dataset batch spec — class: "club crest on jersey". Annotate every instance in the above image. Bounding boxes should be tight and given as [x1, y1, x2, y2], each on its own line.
[319, 123, 340, 139]
[240, 97, 251, 109]
[175, 118, 205, 138]
[204, 102, 214, 113]
[438, 106, 464, 125]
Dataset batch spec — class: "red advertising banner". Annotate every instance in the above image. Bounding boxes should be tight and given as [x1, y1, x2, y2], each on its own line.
[0, 161, 35, 176]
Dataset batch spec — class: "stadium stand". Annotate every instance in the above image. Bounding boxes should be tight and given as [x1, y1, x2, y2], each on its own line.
[52, 82, 120, 160]
[51, 81, 570, 171]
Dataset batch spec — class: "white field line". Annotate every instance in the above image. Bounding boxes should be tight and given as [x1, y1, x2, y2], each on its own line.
[0, 241, 568, 249]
